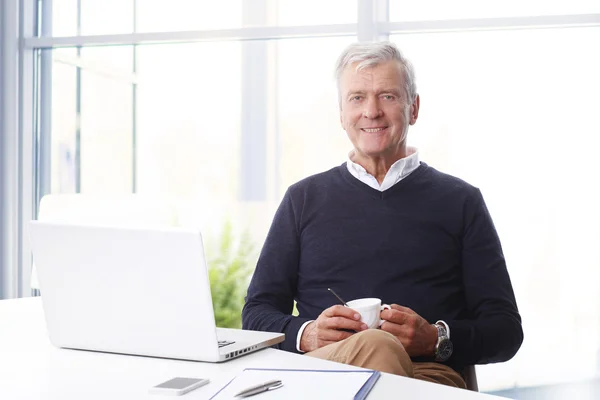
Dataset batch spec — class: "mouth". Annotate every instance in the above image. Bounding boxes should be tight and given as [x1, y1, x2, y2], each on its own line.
[361, 127, 387, 133]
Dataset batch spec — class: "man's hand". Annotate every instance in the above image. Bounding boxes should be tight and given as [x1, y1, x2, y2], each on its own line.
[380, 304, 438, 357]
[300, 305, 368, 352]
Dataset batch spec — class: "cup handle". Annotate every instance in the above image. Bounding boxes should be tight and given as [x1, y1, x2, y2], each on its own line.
[379, 304, 391, 327]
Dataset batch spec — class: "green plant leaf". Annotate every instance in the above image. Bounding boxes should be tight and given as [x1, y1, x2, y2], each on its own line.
[207, 221, 256, 328]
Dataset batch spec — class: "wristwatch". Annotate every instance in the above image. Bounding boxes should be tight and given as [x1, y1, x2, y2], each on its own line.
[433, 322, 453, 362]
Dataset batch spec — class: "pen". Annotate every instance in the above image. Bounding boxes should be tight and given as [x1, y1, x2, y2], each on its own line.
[234, 379, 283, 398]
[328, 288, 349, 307]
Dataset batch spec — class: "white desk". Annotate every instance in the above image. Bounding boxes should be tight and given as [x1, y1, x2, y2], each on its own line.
[0, 298, 502, 399]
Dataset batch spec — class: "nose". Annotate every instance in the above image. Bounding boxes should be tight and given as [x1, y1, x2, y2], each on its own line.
[362, 97, 382, 119]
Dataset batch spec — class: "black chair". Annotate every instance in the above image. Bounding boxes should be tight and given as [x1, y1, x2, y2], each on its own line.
[464, 365, 478, 391]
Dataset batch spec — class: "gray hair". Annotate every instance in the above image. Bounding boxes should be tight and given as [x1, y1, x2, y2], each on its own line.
[335, 42, 417, 105]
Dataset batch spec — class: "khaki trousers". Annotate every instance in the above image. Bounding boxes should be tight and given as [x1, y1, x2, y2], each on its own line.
[306, 329, 466, 389]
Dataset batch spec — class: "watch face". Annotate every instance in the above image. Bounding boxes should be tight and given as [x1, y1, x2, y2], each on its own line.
[437, 339, 453, 362]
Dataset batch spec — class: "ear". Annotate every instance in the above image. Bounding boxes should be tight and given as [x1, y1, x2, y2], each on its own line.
[409, 94, 420, 125]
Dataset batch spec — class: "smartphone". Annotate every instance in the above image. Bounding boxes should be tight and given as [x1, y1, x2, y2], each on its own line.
[149, 377, 210, 396]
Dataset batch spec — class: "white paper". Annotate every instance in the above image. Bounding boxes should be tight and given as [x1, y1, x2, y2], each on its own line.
[210, 368, 373, 400]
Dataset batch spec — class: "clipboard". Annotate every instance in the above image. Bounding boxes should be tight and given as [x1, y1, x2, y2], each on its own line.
[210, 367, 380, 400]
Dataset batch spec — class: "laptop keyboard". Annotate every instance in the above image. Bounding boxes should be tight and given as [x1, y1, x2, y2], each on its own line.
[218, 340, 235, 348]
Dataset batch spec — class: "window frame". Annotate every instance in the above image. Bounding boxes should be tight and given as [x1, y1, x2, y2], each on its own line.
[1, 0, 599, 315]
[0, 0, 37, 299]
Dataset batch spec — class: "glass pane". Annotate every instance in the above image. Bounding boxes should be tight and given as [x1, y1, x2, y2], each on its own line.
[276, 36, 356, 195]
[390, 0, 600, 21]
[50, 47, 135, 194]
[79, 46, 135, 75]
[135, 42, 241, 204]
[80, 68, 134, 193]
[80, 0, 134, 35]
[50, 0, 78, 37]
[46, 0, 355, 36]
[276, 0, 357, 26]
[50, 57, 77, 193]
[46, 40, 248, 258]
[136, 0, 243, 32]
[391, 27, 600, 390]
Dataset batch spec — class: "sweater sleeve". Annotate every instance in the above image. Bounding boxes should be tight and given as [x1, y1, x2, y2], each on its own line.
[241, 188, 311, 353]
[448, 189, 523, 367]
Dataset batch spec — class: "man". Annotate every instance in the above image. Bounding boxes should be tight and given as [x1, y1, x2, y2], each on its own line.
[242, 41, 523, 388]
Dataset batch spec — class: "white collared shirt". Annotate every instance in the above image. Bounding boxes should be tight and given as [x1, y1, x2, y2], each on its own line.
[345, 146, 420, 191]
[296, 147, 423, 352]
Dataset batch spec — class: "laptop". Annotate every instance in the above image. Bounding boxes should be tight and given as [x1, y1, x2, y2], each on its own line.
[28, 220, 284, 362]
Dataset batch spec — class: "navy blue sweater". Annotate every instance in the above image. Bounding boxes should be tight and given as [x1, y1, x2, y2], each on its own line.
[242, 162, 523, 370]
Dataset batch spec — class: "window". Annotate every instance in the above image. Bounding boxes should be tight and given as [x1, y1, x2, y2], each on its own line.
[3, 0, 599, 393]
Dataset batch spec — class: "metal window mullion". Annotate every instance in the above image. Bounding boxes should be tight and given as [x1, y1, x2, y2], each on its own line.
[38, 0, 52, 202]
[22, 14, 600, 50]
[75, 0, 81, 193]
[272, 39, 281, 202]
[0, 0, 19, 299]
[357, 0, 388, 41]
[132, 0, 137, 193]
[357, 0, 374, 41]
[23, 23, 358, 48]
[17, 0, 39, 298]
[240, 0, 269, 202]
[376, 0, 390, 41]
[385, 13, 600, 34]
[31, 44, 42, 299]
[0, 0, 37, 299]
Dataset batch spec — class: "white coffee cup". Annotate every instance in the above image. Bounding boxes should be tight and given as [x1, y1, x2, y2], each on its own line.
[346, 298, 391, 329]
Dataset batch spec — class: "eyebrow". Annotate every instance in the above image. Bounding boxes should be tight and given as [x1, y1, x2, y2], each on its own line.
[346, 89, 403, 97]
[377, 88, 402, 96]
[346, 90, 366, 97]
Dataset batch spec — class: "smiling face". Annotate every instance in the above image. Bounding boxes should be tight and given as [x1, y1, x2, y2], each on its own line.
[339, 60, 419, 165]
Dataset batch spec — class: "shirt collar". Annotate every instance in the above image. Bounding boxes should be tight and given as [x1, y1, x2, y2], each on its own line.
[346, 147, 420, 191]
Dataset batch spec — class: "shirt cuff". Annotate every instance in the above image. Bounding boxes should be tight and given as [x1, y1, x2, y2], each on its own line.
[296, 320, 314, 353]
[436, 319, 450, 339]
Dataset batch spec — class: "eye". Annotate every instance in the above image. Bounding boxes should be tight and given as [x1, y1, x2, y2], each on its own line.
[382, 95, 395, 101]
[350, 95, 362, 102]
